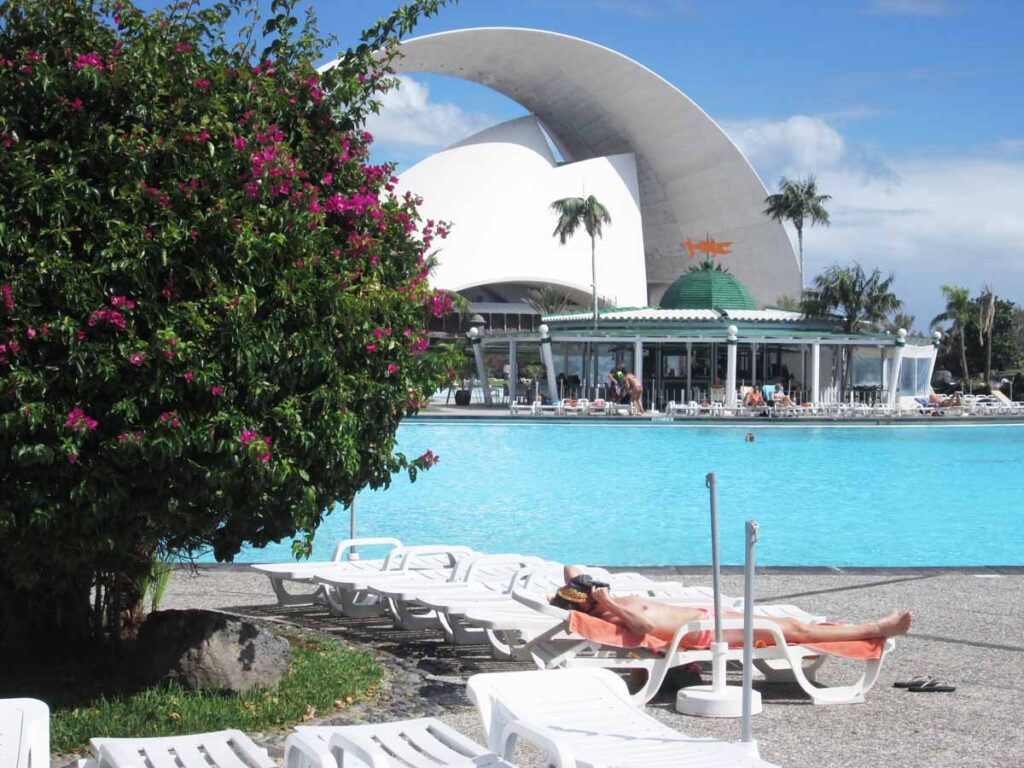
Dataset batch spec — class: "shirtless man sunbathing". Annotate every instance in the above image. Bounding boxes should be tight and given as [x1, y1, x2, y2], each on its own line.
[556, 566, 912, 646]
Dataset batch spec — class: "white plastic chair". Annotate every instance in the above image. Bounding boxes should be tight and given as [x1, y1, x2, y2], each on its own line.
[82, 730, 275, 768]
[284, 717, 572, 767]
[0, 698, 49, 768]
[468, 668, 778, 768]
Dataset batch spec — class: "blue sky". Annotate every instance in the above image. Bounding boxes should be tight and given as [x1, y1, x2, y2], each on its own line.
[141, 0, 1024, 325]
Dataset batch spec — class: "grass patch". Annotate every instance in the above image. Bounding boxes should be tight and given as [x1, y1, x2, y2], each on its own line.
[42, 633, 381, 754]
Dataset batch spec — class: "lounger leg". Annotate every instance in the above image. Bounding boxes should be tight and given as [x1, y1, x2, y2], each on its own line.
[269, 576, 324, 608]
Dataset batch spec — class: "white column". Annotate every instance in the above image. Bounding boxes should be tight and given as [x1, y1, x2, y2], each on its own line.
[811, 342, 821, 405]
[751, 342, 758, 387]
[926, 332, 942, 395]
[468, 328, 492, 405]
[508, 339, 518, 405]
[726, 327, 738, 409]
[634, 338, 643, 383]
[539, 325, 559, 403]
[685, 341, 692, 402]
[887, 330, 907, 409]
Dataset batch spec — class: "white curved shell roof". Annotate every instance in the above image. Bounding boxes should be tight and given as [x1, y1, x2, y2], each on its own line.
[389, 28, 801, 307]
[398, 115, 649, 307]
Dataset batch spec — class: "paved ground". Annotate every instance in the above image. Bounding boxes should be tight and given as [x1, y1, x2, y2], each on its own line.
[162, 564, 1023, 768]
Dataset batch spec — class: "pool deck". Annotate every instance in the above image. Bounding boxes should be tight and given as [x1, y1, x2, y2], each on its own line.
[413, 404, 1024, 425]
[161, 565, 1023, 768]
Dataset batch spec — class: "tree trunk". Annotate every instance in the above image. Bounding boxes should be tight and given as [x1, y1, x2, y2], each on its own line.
[985, 325, 993, 389]
[958, 327, 969, 386]
[796, 223, 804, 288]
[590, 236, 598, 331]
[0, 571, 96, 654]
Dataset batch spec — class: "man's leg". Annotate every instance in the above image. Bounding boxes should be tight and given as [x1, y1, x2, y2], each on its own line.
[718, 610, 911, 645]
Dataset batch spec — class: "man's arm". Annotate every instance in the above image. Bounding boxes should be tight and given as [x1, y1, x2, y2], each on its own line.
[590, 587, 656, 634]
[563, 565, 585, 585]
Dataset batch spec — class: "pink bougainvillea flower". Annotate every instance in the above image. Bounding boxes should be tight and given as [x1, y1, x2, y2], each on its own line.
[129, 352, 146, 366]
[183, 371, 194, 382]
[171, 417, 180, 428]
[159, 412, 171, 422]
[365, 343, 377, 353]
[194, 77, 211, 90]
[65, 407, 98, 432]
[76, 330, 86, 340]
[68, 452, 78, 464]
[73, 52, 104, 72]
[70, 98, 84, 111]
[118, 432, 131, 442]
[164, 350, 174, 360]
[26, 327, 35, 339]
[210, 385, 224, 396]
[239, 429, 257, 446]
[258, 451, 271, 463]
[196, 129, 210, 142]
[387, 363, 398, 375]
[372, 328, 383, 339]
[263, 435, 272, 445]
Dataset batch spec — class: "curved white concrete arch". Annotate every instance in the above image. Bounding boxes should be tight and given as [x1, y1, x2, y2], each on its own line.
[378, 28, 800, 307]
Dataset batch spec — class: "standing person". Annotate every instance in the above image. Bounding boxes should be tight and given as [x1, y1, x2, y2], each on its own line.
[626, 372, 645, 413]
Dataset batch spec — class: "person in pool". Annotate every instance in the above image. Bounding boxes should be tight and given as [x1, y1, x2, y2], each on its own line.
[552, 566, 911, 646]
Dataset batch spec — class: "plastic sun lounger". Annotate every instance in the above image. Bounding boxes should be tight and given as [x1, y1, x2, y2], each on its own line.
[251, 537, 410, 609]
[468, 668, 778, 768]
[307, 545, 477, 618]
[362, 553, 549, 631]
[284, 718, 573, 768]
[81, 730, 275, 768]
[0, 698, 49, 768]
[509, 587, 892, 706]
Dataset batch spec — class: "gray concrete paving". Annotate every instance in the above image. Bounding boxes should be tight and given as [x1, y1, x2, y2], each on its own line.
[163, 566, 1024, 768]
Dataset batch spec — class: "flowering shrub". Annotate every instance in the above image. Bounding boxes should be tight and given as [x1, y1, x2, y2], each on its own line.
[0, 0, 457, 648]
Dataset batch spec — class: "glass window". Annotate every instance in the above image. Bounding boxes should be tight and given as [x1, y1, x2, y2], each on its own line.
[916, 357, 932, 396]
[851, 348, 883, 386]
[899, 357, 916, 395]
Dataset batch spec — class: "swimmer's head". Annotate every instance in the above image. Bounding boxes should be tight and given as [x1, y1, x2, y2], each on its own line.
[745, 432, 755, 443]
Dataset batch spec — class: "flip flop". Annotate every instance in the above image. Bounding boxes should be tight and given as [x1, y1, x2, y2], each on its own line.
[909, 679, 956, 693]
[894, 675, 933, 689]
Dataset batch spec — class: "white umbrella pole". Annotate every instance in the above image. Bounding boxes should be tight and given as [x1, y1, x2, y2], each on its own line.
[741, 520, 759, 752]
[676, 474, 761, 718]
[708, 472, 725, 691]
[347, 498, 359, 561]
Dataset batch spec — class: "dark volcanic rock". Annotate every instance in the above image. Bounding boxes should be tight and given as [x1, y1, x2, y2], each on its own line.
[136, 609, 290, 692]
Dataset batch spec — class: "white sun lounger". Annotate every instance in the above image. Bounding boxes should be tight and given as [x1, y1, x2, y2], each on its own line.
[468, 668, 778, 768]
[251, 537, 453, 610]
[306, 544, 476, 617]
[81, 730, 275, 768]
[0, 698, 49, 768]
[361, 553, 549, 631]
[284, 718, 571, 768]
[508, 587, 890, 705]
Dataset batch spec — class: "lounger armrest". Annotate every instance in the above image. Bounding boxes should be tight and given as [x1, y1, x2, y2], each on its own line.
[327, 731, 393, 768]
[394, 544, 475, 570]
[283, 732, 336, 768]
[96, 742, 150, 768]
[664, 617, 787, 658]
[329, 537, 403, 563]
[499, 718, 578, 768]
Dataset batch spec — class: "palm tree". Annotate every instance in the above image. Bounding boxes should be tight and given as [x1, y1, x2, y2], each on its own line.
[931, 285, 972, 383]
[977, 284, 996, 387]
[802, 263, 902, 333]
[524, 285, 578, 317]
[885, 312, 917, 335]
[550, 195, 612, 330]
[764, 176, 831, 288]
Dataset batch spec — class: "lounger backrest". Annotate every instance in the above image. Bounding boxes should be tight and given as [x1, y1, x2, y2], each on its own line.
[328, 537, 404, 564]
[392, 545, 476, 573]
[0, 698, 49, 768]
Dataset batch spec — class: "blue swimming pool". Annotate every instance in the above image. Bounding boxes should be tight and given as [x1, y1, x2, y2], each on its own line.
[235, 421, 1024, 567]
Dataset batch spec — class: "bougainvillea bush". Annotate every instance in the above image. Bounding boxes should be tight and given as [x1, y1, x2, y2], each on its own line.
[0, 0, 458, 649]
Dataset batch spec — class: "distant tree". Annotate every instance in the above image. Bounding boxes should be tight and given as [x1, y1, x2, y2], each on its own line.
[931, 285, 973, 382]
[977, 285, 996, 385]
[524, 285, 578, 317]
[884, 312, 918, 335]
[960, 295, 1023, 378]
[773, 295, 801, 311]
[763, 176, 831, 287]
[550, 195, 611, 329]
[802, 264, 902, 333]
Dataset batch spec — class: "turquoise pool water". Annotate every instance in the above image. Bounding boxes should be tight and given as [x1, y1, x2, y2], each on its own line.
[236, 422, 1024, 567]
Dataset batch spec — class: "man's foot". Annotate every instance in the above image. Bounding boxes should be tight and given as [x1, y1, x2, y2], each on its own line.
[876, 611, 912, 638]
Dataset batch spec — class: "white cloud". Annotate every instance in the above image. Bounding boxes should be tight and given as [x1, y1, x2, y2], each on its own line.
[364, 76, 499, 148]
[723, 114, 1024, 322]
[866, 0, 959, 17]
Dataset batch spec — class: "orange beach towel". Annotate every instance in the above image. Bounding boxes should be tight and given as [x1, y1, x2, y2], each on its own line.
[568, 610, 884, 661]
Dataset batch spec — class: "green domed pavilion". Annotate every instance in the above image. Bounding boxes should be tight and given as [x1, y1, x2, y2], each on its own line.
[658, 268, 758, 311]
